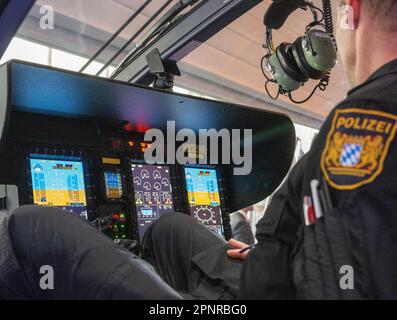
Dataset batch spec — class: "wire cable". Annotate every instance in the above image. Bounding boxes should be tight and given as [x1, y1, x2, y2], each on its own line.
[80, 0, 152, 73]
[98, 0, 173, 77]
[111, 0, 203, 79]
[288, 71, 330, 104]
[265, 80, 281, 100]
[261, 55, 274, 82]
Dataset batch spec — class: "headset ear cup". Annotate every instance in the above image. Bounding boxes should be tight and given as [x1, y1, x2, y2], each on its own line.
[266, 45, 304, 92]
[276, 43, 309, 83]
[292, 36, 327, 79]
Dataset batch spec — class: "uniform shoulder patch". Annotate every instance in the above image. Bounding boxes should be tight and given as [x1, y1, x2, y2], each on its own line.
[321, 108, 397, 190]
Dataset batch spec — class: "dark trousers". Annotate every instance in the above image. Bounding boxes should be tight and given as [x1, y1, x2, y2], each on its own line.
[0, 207, 241, 299]
[142, 212, 243, 299]
[0, 206, 181, 300]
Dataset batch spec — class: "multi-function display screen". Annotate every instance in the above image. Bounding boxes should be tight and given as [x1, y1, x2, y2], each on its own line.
[184, 167, 224, 237]
[104, 171, 123, 199]
[131, 164, 174, 239]
[30, 154, 87, 219]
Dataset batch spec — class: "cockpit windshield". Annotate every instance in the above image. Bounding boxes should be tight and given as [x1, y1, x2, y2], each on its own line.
[2, 0, 186, 77]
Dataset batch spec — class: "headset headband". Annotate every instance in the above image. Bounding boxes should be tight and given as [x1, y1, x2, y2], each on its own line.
[264, 0, 307, 29]
[264, 1, 321, 55]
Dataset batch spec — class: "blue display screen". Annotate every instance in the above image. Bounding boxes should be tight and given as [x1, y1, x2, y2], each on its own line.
[184, 167, 224, 237]
[104, 171, 123, 199]
[30, 154, 87, 219]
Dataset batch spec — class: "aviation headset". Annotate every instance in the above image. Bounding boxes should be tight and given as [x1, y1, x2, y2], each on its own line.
[262, 0, 337, 103]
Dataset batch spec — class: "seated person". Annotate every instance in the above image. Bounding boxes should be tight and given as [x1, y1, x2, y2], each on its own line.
[0, 206, 181, 300]
[4, 0, 397, 301]
[0, 205, 244, 300]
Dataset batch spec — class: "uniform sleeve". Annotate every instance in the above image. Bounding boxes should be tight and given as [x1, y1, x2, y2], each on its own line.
[238, 156, 306, 299]
[317, 100, 397, 298]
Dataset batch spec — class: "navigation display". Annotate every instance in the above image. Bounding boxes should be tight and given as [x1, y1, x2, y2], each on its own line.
[184, 167, 224, 237]
[30, 155, 87, 219]
[131, 164, 174, 239]
[104, 171, 123, 199]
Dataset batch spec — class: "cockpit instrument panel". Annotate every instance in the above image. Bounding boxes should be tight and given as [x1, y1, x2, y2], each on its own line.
[29, 154, 88, 219]
[131, 163, 175, 240]
[184, 167, 224, 237]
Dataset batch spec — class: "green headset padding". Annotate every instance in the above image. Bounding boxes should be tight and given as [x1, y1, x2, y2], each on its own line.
[293, 29, 337, 79]
[267, 44, 305, 92]
[278, 43, 309, 83]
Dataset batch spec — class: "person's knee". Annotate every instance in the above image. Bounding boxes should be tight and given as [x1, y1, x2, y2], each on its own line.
[11, 205, 57, 223]
[151, 212, 198, 235]
[10, 205, 70, 233]
[8, 205, 81, 253]
[157, 211, 193, 226]
[142, 212, 194, 250]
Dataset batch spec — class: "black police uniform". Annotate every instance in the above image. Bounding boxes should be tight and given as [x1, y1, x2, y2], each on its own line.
[239, 59, 397, 299]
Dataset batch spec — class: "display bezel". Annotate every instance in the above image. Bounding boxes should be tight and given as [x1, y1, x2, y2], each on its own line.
[103, 170, 124, 200]
[129, 160, 178, 243]
[25, 146, 94, 220]
[180, 164, 232, 240]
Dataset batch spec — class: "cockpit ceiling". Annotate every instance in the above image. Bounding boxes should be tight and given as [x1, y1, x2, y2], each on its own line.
[16, 0, 349, 128]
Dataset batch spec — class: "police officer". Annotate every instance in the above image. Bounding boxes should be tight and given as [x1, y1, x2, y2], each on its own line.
[227, 0, 397, 299]
[142, 0, 397, 300]
[3, 0, 396, 300]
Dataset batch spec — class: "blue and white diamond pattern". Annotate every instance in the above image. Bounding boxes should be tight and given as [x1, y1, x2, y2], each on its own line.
[340, 143, 363, 167]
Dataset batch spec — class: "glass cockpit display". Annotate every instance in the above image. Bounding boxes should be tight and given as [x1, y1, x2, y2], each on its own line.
[30, 155, 87, 219]
[131, 164, 174, 239]
[184, 167, 224, 237]
[104, 171, 123, 199]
